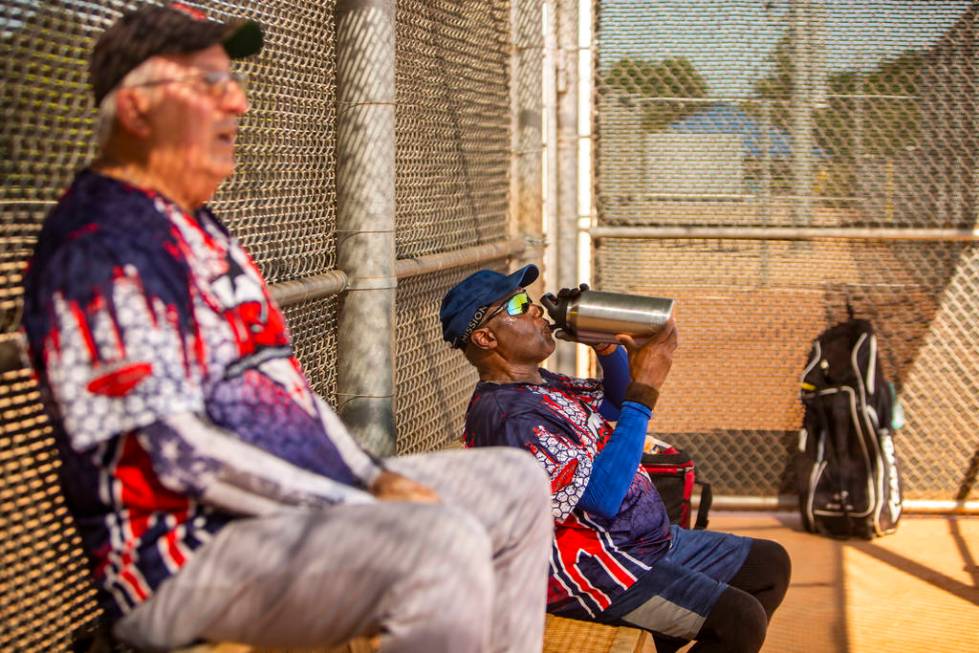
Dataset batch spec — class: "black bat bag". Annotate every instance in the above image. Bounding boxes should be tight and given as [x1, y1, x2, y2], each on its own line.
[797, 319, 903, 539]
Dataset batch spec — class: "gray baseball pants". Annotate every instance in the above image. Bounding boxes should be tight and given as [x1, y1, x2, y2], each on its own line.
[113, 447, 553, 653]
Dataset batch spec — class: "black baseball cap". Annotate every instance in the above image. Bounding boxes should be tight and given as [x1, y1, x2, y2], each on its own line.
[90, 2, 263, 105]
[440, 265, 539, 348]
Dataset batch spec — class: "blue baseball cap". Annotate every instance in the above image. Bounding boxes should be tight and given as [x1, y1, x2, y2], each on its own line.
[440, 264, 539, 348]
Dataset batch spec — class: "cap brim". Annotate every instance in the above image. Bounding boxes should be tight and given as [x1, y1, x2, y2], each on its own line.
[222, 20, 263, 59]
[513, 263, 539, 288]
[492, 264, 539, 303]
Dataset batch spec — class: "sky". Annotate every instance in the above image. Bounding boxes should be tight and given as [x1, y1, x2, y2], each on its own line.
[597, 0, 974, 97]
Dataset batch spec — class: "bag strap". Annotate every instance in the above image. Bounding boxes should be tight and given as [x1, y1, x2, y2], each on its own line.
[641, 452, 691, 466]
[832, 396, 854, 536]
[694, 481, 712, 530]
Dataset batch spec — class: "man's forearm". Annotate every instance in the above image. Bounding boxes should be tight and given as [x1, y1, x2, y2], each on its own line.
[598, 347, 630, 420]
[578, 401, 651, 519]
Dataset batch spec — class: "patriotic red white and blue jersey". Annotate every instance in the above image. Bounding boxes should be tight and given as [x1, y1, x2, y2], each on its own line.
[21, 170, 360, 620]
[463, 369, 672, 618]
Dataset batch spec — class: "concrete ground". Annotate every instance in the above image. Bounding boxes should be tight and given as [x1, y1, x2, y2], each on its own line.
[702, 512, 979, 653]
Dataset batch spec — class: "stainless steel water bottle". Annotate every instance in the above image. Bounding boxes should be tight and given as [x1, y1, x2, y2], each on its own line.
[540, 286, 674, 346]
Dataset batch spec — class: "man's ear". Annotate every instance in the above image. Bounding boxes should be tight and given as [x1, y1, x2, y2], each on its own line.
[114, 88, 153, 139]
[469, 327, 498, 351]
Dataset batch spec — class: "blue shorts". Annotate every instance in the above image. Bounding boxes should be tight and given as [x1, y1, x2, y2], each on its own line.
[600, 525, 753, 639]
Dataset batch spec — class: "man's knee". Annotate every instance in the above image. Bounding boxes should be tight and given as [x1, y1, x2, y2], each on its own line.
[424, 505, 493, 559]
[392, 508, 495, 633]
[767, 539, 792, 590]
[699, 586, 767, 653]
[730, 537, 792, 612]
[752, 538, 792, 604]
[415, 507, 495, 586]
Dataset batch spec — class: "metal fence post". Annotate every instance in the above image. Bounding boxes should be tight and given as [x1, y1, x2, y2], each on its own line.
[790, 0, 814, 229]
[543, 1, 559, 304]
[335, 0, 398, 455]
[553, 0, 579, 374]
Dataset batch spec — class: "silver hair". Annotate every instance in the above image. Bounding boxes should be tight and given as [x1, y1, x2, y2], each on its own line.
[94, 58, 166, 150]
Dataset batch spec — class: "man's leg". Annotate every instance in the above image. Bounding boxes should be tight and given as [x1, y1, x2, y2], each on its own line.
[114, 502, 496, 653]
[590, 525, 765, 651]
[649, 585, 768, 653]
[686, 586, 768, 653]
[653, 535, 791, 652]
[725, 538, 791, 620]
[649, 535, 791, 652]
[385, 447, 552, 653]
[653, 538, 792, 652]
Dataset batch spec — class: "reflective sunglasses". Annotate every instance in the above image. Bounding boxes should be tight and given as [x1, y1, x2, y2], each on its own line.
[456, 290, 534, 348]
[480, 290, 533, 325]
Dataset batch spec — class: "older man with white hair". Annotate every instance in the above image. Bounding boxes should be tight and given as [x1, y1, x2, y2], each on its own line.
[21, 4, 551, 651]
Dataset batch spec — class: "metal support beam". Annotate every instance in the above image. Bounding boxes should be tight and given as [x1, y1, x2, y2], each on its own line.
[553, 0, 578, 375]
[542, 1, 559, 299]
[335, 0, 397, 455]
[589, 226, 979, 242]
[790, 0, 814, 229]
[269, 271, 348, 307]
[395, 238, 527, 281]
[702, 495, 979, 515]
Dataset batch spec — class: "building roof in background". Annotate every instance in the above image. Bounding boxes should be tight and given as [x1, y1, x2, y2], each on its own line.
[668, 102, 826, 158]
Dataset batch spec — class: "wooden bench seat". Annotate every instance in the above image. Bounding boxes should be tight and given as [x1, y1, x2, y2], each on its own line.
[173, 615, 654, 653]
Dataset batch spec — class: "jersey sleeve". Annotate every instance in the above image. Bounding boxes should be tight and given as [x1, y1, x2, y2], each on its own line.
[502, 411, 595, 522]
[138, 412, 375, 515]
[541, 368, 605, 413]
[27, 234, 206, 452]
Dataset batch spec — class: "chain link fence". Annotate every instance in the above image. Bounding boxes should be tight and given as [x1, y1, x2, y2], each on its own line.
[594, 0, 978, 501]
[1, 2, 105, 647]
[393, 0, 516, 453]
[395, 260, 508, 454]
[394, 0, 511, 260]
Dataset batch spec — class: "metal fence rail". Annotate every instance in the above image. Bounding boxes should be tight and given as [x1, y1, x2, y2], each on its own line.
[594, 0, 978, 503]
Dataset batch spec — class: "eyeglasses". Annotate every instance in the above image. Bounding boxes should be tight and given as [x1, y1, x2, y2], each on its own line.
[481, 290, 533, 325]
[457, 290, 534, 348]
[124, 70, 247, 100]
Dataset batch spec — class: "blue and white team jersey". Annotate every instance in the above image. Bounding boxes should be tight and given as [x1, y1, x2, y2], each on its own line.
[463, 369, 672, 618]
[21, 170, 361, 620]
